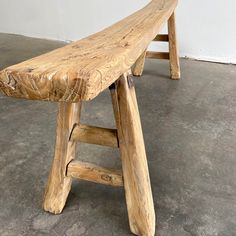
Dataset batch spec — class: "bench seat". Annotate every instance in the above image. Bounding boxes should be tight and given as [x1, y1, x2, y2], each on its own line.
[0, 0, 177, 102]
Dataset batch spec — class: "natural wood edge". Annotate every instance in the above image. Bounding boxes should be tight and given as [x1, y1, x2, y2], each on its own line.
[146, 51, 170, 60]
[71, 124, 118, 148]
[153, 34, 169, 42]
[67, 160, 123, 187]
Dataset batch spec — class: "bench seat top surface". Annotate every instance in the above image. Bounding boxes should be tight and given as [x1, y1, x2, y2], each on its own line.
[0, 0, 177, 102]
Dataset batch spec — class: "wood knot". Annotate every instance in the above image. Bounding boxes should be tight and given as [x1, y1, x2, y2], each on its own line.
[26, 68, 34, 73]
[101, 174, 112, 182]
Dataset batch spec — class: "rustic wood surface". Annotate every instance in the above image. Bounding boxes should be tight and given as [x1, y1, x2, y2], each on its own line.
[110, 73, 155, 236]
[43, 102, 81, 214]
[168, 11, 181, 79]
[67, 160, 123, 187]
[71, 124, 118, 147]
[0, 0, 177, 102]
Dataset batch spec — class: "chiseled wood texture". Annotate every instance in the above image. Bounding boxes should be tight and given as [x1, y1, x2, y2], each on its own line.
[168, 11, 181, 79]
[0, 0, 177, 102]
[67, 160, 123, 187]
[43, 102, 81, 214]
[132, 50, 147, 77]
[110, 74, 155, 236]
[71, 124, 118, 147]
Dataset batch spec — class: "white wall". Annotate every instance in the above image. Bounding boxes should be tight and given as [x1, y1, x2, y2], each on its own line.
[0, 0, 235, 64]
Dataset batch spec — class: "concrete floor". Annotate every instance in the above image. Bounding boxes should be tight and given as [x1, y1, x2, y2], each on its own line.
[0, 33, 235, 236]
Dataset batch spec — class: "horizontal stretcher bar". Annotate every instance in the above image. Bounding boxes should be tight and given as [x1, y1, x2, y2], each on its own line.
[70, 124, 118, 148]
[67, 160, 123, 187]
[146, 52, 170, 60]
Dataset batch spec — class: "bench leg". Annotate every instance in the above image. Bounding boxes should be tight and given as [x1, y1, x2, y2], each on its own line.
[132, 50, 147, 77]
[110, 73, 155, 236]
[43, 102, 81, 214]
[168, 11, 181, 80]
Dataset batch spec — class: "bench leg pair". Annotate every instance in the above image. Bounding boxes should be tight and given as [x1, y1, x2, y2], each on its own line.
[43, 73, 155, 236]
[132, 11, 180, 80]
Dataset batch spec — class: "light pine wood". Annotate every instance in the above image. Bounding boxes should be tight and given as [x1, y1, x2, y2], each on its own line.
[132, 50, 147, 77]
[110, 73, 155, 236]
[0, 0, 177, 102]
[153, 34, 169, 41]
[168, 11, 181, 79]
[67, 160, 123, 187]
[43, 102, 81, 214]
[146, 51, 170, 60]
[71, 124, 118, 147]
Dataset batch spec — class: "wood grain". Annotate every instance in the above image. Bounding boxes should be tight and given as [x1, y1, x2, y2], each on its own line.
[110, 73, 155, 236]
[43, 102, 81, 214]
[0, 0, 177, 102]
[71, 124, 118, 147]
[168, 11, 181, 79]
[67, 160, 123, 187]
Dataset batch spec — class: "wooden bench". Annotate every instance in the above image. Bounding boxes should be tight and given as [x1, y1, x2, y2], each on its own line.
[0, 0, 180, 235]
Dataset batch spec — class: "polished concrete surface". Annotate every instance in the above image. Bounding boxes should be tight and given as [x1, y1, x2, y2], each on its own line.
[0, 33, 235, 236]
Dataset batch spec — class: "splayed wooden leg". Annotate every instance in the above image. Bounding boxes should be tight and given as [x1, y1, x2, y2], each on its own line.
[110, 73, 156, 236]
[43, 102, 81, 214]
[168, 11, 181, 80]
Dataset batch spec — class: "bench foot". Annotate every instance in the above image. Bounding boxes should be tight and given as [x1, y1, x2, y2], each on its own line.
[43, 102, 81, 214]
[110, 73, 156, 236]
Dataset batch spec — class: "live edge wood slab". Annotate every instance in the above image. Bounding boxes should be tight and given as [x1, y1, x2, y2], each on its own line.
[0, 0, 180, 235]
